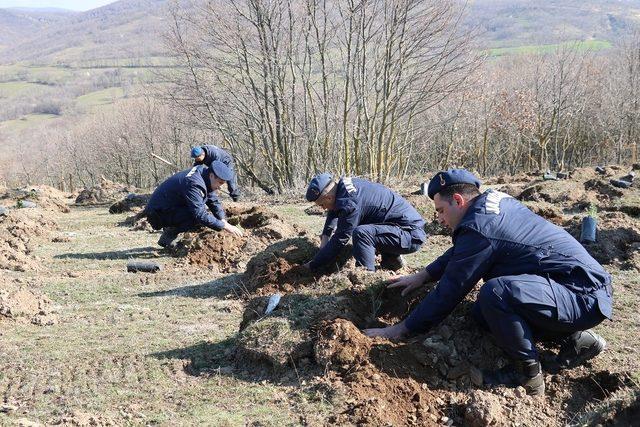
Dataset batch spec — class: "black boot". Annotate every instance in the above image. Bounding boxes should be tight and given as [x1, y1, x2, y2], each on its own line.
[470, 359, 545, 395]
[553, 329, 606, 371]
[379, 254, 406, 271]
[158, 227, 179, 248]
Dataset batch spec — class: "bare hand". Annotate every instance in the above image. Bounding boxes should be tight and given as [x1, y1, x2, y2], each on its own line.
[387, 272, 425, 297]
[363, 322, 409, 339]
[223, 222, 244, 237]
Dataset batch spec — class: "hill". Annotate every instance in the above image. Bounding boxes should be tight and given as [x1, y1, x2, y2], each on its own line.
[0, 0, 174, 65]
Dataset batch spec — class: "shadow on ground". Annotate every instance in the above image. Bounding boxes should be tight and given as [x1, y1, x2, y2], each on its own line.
[54, 246, 159, 260]
[137, 274, 243, 299]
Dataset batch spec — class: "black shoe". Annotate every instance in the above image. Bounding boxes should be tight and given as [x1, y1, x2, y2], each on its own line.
[158, 228, 179, 248]
[470, 360, 545, 395]
[555, 329, 606, 370]
[379, 254, 406, 271]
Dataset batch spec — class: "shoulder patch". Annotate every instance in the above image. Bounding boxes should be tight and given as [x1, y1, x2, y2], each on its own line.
[186, 166, 198, 178]
[342, 177, 357, 194]
[485, 190, 512, 215]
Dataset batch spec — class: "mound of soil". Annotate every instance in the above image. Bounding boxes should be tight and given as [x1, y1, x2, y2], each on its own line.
[0, 283, 57, 326]
[174, 206, 304, 272]
[119, 209, 153, 231]
[304, 205, 325, 216]
[566, 211, 640, 269]
[0, 186, 70, 213]
[0, 210, 57, 272]
[108, 193, 151, 214]
[75, 178, 132, 205]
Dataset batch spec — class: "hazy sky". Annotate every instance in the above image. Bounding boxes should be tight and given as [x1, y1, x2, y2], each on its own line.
[0, 0, 117, 11]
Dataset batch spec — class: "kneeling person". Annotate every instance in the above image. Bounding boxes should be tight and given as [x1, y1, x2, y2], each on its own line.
[146, 161, 243, 248]
[364, 169, 612, 395]
[304, 173, 427, 271]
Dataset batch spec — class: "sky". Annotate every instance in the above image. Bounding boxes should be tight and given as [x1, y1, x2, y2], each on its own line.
[0, 0, 117, 11]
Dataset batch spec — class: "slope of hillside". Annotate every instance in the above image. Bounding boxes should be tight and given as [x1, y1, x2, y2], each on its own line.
[0, 0, 173, 65]
[468, 0, 640, 48]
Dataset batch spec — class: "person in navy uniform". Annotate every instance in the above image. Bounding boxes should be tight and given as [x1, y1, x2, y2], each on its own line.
[191, 145, 241, 202]
[303, 173, 427, 272]
[146, 161, 243, 248]
[364, 169, 612, 395]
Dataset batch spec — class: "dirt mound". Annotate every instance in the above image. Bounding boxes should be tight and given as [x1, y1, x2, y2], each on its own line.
[108, 193, 151, 214]
[0, 210, 57, 271]
[315, 319, 444, 426]
[0, 186, 71, 213]
[0, 282, 58, 326]
[75, 178, 132, 205]
[304, 205, 324, 216]
[174, 206, 304, 272]
[118, 209, 153, 231]
[566, 211, 640, 269]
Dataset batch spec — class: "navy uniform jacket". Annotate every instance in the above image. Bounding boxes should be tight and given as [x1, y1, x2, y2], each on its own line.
[146, 165, 226, 230]
[309, 177, 426, 269]
[404, 190, 613, 332]
[196, 145, 239, 199]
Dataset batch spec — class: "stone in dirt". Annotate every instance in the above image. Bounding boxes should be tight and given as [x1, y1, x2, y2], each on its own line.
[0, 186, 70, 213]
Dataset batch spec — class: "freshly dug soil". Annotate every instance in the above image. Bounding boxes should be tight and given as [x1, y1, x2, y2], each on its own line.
[0, 210, 57, 271]
[109, 193, 151, 214]
[174, 206, 304, 272]
[0, 186, 70, 213]
[75, 178, 133, 205]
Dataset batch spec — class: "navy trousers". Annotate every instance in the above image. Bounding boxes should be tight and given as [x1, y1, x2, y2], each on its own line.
[147, 208, 198, 234]
[472, 274, 606, 361]
[351, 224, 426, 271]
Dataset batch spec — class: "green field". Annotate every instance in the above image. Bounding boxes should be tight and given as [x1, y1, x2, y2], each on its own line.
[0, 113, 59, 132]
[488, 39, 613, 57]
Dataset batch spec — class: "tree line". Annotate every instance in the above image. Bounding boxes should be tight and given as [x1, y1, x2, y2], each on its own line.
[2, 0, 639, 192]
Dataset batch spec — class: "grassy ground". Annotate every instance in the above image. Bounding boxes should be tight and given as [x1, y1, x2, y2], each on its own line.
[0, 205, 334, 425]
[488, 39, 612, 57]
[1, 200, 638, 425]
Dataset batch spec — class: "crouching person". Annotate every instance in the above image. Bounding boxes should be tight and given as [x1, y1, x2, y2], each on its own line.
[364, 169, 612, 396]
[146, 161, 243, 248]
[303, 173, 427, 272]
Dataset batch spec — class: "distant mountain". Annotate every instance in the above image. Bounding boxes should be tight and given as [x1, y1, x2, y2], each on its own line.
[0, 8, 72, 50]
[0, 0, 176, 65]
[467, 0, 640, 47]
[1, 0, 640, 66]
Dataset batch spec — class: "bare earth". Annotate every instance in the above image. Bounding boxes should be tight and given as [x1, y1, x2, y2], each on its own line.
[0, 168, 639, 426]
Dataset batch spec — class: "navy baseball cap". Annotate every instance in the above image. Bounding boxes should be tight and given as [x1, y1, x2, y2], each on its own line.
[427, 169, 481, 199]
[191, 146, 204, 158]
[209, 160, 233, 181]
[306, 173, 333, 202]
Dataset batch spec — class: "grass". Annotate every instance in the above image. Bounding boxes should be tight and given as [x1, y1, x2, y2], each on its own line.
[0, 205, 333, 425]
[75, 87, 126, 109]
[0, 81, 54, 97]
[0, 198, 637, 425]
[0, 113, 59, 132]
[487, 39, 613, 57]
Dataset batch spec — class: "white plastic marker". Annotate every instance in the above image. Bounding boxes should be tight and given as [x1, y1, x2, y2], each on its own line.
[265, 293, 282, 314]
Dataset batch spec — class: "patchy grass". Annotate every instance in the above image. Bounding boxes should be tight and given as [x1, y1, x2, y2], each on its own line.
[0, 205, 333, 425]
[488, 39, 612, 57]
[0, 113, 59, 132]
[75, 87, 126, 110]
